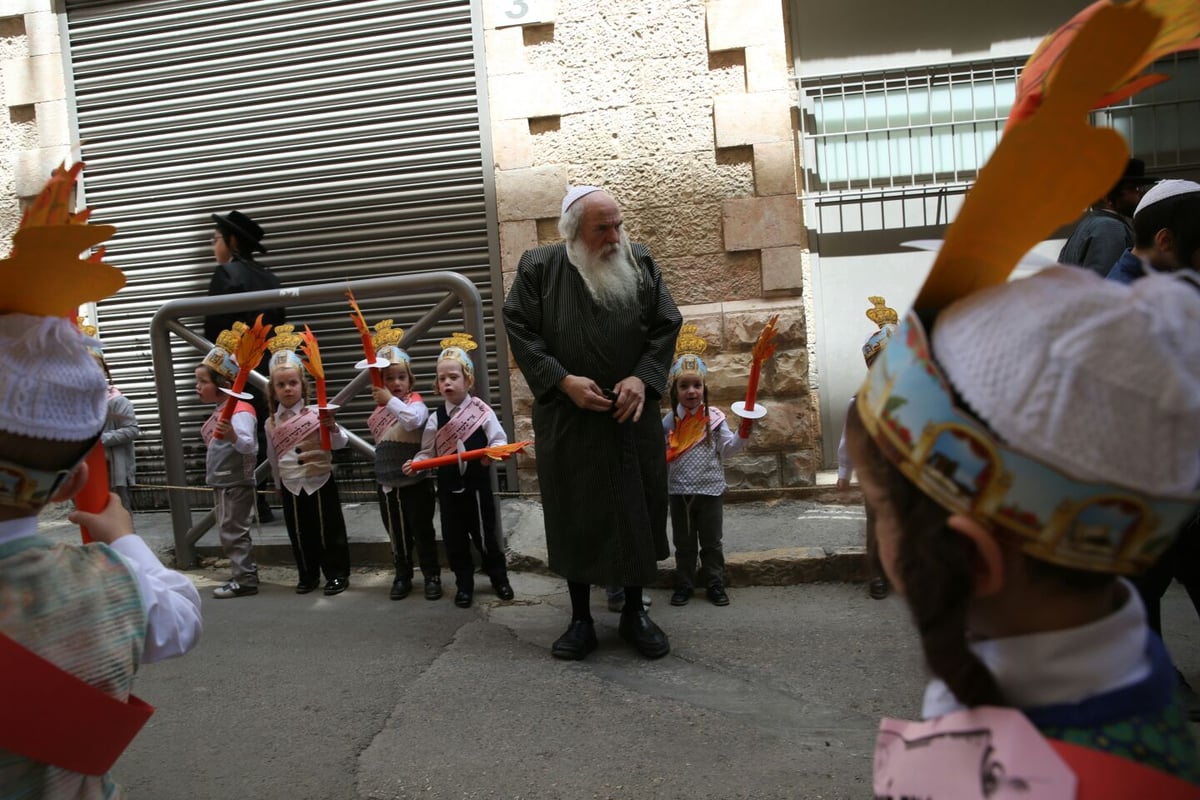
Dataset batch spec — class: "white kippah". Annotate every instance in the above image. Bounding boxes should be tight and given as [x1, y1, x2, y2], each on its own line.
[1135, 179, 1200, 216]
[0, 313, 108, 442]
[931, 266, 1200, 496]
[562, 185, 602, 216]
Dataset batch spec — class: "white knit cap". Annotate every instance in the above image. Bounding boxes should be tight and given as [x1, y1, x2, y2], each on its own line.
[561, 185, 602, 216]
[931, 266, 1200, 495]
[1134, 179, 1200, 216]
[0, 313, 108, 442]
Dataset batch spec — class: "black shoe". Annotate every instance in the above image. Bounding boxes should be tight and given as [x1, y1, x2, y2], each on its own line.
[257, 507, 275, 524]
[424, 576, 443, 600]
[295, 579, 320, 595]
[454, 589, 473, 608]
[323, 577, 349, 596]
[706, 584, 730, 606]
[390, 577, 413, 600]
[618, 610, 670, 659]
[213, 580, 258, 599]
[552, 619, 598, 660]
[670, 587, 692, 606]
[868, 577, 890, 600]
[493, 582, 515, 601]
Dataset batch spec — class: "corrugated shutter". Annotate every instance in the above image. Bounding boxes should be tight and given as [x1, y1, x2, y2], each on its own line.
[63, 0, 502, 507]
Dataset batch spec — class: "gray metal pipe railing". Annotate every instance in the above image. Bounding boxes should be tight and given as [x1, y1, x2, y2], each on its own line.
[150, 272, 488, 567]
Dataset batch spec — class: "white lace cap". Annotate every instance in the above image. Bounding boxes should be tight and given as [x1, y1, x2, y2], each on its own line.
[561, 185, 602, 216]
[931, 267, 1200, 496]
[0, 313, 108, 443]
[1135, 179, 1200, 216]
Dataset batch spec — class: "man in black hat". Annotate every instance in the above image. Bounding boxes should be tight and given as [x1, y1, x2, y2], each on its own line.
[1057, 157, 1156, 276]
[203, 210, 287, 522]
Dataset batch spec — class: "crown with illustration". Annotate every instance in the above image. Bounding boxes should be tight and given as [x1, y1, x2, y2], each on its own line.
[862, 297, 898, 367]
[266, 323, 304, 373]
[670, 323, 708, 381]
[438, 332, 477, 381]
[854, 1, 1200, 575]
[372, 320, 410, 366]
[203, 321, 246, 382]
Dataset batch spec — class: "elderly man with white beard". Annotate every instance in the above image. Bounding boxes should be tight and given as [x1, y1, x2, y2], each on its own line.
[503, 186, 682, 660]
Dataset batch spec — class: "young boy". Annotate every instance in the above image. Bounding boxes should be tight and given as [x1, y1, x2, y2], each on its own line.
[404, 333, 513, 608]
[0, 165, 203, 796]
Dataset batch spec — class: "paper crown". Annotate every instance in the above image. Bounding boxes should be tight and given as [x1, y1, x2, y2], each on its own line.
[77, 316, 104, 360]
[372, 320, 410, 366]
[266, 323, 304, 373]
[669, 323, 708, 381]
[862, 297, 898, 367]
[854, 2, 1200, 575]
[438, 332, 477, 380]
[202, 322, 245, 382]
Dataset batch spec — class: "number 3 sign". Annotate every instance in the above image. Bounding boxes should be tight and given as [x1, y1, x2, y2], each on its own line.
[492, 0, 554, 28]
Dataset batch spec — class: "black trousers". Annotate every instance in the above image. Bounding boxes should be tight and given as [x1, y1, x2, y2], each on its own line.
[438, 483, 507, 591]
[281, 479, 350, 583]
[377, 482, 440, 580]
[669, 494, 724, 589]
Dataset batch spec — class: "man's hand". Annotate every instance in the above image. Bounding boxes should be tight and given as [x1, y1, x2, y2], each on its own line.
[68, 493, 133, 545]
[612, 376, 646, 423]
[372, 386, 394, 405]
[559, 375, 614, 412]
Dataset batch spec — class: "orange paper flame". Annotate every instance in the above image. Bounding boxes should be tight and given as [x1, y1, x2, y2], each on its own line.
[234, 314, 272, 374]
[1007, 0, 1199, 131]
[667, 407, 709, 462]
[483, 441, 531, 462]
[752, 315, 780, 363]
[299, 324, 324, 381]
[346, 288, 370, 336]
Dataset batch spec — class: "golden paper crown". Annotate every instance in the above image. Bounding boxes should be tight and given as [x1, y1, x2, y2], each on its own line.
[77, 316, 97, 338]
[267, 323, 303, 354]
[438, 332, 477, 379]
[372, 319, 405, 350]
[217, 321, 247, 354]
[674, 323, 707, 358]
[439, 332, 478, 352]
[865, 296, 898, 329]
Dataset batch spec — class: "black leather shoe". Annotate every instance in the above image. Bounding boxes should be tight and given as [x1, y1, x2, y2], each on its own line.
[390, 577, 413, 600]
[618, 610, 670, 659]
[706, 583, 730, 606]
[493, 582, 515, 601]
[868, 577, 890, 600]
[551, 620, 598, 660]
[424, 576, 443, 600]
[670, 587, 692, 606]
[323, 577, 349, 596]
[454, 589, 473, 608]
[295, 579, 320, 595]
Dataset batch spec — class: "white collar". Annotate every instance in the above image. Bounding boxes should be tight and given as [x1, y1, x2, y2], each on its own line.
[0, 516, 39, 548]
[275, 401, 304, 421]
[922, 579, 1150, 717]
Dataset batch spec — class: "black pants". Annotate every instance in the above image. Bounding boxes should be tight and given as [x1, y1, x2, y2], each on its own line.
[669, 494, 724, 589]
[439, 483, 507, 591]
[1133, 512, 1200, 636]
[377, 482, 440, 580]
[281, 479, 350, 583]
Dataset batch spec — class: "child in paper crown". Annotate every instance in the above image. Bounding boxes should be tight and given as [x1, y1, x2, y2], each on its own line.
[264, 324, 352, 596]
[196, 322, 261, 598]
[835, 296, 897, 600]
[0, 165, 202, 795]
[403, 333, 513, 608]
[848, 271, 1200, 790]
[367, 320, 441, 601]
[661, 324, 747, 607]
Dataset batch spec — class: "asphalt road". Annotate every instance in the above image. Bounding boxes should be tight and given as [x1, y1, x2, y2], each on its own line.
[109, 569, 1200, 800]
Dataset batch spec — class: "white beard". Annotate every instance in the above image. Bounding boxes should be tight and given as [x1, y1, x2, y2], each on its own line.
[566, 233, 639, 310]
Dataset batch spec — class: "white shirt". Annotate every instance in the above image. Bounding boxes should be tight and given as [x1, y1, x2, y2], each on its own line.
[922, 579, 1150, 717]
[222, 399, 259, 454]
[266, 400, 348, 495]
[0, 516, 202, 664]
[414, 397, 506, 464]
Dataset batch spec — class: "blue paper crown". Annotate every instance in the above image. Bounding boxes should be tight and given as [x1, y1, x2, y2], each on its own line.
[857, 310, 1200, 575]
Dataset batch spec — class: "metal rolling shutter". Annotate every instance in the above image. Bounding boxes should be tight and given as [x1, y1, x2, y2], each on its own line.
[63, 0, 502, 507]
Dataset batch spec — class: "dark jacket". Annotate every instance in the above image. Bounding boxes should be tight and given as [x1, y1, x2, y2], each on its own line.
[203, 255, 286, 344]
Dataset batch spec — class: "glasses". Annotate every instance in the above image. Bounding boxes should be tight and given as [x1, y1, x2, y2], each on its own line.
[210, 232, 222, 243]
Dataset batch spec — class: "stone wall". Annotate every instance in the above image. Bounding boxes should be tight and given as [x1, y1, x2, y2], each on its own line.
[483, 0, 817, 493]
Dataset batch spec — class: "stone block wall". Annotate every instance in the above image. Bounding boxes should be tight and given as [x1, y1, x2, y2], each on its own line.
[0, 0, 71, 256]
[483, 0, 818, 493]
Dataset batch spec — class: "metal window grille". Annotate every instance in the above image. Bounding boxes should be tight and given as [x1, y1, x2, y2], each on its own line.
[1090, 52, 1200, 172]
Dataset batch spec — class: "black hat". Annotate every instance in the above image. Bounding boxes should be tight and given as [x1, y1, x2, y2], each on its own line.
[1116, 158, 1155, 187]
[211, 210, 268, 254]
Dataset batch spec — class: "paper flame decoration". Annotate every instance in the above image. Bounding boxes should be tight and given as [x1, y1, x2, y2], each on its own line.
[299, 324, 325, 381]
[346, 288, 384, 390]
[233, 314, 272, 384]
[1006, 0, 1200, 132]
[409, 441, 531, 472]
[751, 314, 780, 367]
[667, 407, 708, 463]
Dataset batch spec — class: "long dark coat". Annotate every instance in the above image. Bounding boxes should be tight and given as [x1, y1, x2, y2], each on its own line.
[503, 242, 682, 586]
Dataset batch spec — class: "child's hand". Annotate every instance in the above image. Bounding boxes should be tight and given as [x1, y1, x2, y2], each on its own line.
[372, 386, 393, 405]
[836, 478, 851, 491]
[68, 493, 133, 545]
[402, 459, 415, 476]
[319, 412, 337, 428]
[215, 419, 233, 438]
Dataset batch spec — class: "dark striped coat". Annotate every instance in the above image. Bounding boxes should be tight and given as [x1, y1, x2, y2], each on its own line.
[503, 242, 682, 586]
